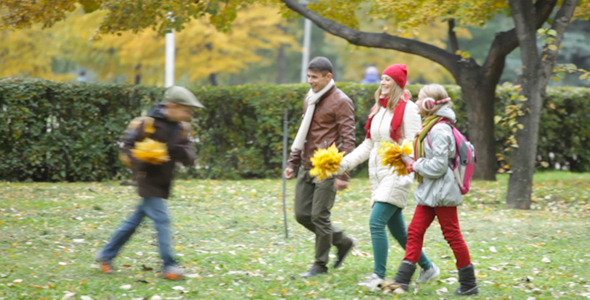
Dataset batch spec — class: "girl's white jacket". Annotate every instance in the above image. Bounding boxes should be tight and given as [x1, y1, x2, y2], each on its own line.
[340, 101, 421, 208]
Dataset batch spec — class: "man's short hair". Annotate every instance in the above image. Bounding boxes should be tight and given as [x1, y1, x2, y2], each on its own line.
[308, 56, 333, 75]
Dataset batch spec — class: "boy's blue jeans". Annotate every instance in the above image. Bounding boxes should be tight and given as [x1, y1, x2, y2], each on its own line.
[98, 197, 176, 267]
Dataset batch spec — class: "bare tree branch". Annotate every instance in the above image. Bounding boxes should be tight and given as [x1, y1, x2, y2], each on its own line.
[448, 19, 459, 53]
[483, 0, 557, 84]
[280, 0, 461, 78]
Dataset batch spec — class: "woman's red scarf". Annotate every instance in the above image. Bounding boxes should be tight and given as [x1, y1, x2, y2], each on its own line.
[364, 97, 408, 143]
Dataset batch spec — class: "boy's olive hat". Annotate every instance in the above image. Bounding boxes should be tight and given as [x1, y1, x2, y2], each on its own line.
[164, 86, 205, 108]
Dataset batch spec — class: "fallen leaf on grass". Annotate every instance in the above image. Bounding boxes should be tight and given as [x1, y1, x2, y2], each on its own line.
[436, 287, 449, 295]
[172, 286, 188, 293]
[440, 277, 458, 284]
[351, 249, 371, 257]
[61, 292, 76, 300]
[142, 264, 153, 271]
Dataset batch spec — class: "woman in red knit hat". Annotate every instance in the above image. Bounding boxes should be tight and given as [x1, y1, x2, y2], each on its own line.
[338, 64, 439, 289]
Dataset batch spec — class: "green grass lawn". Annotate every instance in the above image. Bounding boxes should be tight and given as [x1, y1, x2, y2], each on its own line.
[1, 172, 589, 299]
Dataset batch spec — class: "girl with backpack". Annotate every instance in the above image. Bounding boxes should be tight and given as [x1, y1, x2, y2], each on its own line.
[384, 83, 478, 295]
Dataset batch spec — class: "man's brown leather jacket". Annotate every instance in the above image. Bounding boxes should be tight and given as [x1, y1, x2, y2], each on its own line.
[287, 85, 356, 182]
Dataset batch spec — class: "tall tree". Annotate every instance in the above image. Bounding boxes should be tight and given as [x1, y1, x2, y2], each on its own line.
[277, 0, 588, 185]
[506, 0, 578, 208]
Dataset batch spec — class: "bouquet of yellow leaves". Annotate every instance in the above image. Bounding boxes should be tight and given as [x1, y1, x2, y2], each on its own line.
[377, 139, 413, 176]
[131, 138, 170, 164]
[309, 144, 345, 181]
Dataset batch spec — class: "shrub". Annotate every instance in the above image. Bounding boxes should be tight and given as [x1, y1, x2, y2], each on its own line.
[0, 78, 587, 181]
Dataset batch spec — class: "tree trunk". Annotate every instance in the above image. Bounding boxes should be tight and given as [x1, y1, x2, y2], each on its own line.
[506, 64, 542, 209]
[276, 43, 287, 84]
[506, 89, 541, 209]
[506, 0, 577, 209]
[134, 64, 141, 85]
[456, 65, 497, 180]
[208, 73, 218, 86]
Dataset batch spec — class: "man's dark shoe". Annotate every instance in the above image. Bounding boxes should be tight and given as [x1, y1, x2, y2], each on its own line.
[300, 265, 328, 278]
[333, 238, 355, 269]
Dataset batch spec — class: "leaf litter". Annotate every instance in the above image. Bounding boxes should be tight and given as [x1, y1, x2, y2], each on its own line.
[0, 175, 589, 299]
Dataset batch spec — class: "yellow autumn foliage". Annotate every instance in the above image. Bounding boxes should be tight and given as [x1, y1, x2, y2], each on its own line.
[0, 3, 298, 85]
[0, 24, 73, 80]
[377, 139, 413, 176]
[309, 144, 345, 182]
[131, 138, 170, 164]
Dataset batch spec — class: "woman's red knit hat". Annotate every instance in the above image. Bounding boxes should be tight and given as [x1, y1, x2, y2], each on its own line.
[382, 64, 407, 88]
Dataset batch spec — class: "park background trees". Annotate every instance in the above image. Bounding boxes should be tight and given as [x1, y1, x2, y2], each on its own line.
[1, 0, 589, 209]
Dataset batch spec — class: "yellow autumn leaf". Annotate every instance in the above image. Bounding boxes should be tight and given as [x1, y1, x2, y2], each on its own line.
[131, 138, 170, 164]
[144, 124, 155, 135]
[309, 144, 345, 182]
[377, 139, 413, 176]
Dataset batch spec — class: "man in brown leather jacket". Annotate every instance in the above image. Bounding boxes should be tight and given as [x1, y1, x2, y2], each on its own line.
[284, 56, 356, 278]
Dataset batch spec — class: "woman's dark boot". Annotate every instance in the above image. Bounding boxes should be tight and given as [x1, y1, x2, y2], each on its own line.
[454, 264, 479, 295]
[381, 260, 416, 292]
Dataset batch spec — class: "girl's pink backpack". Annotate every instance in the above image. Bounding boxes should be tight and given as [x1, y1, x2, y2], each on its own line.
[427, 120, 477, 194]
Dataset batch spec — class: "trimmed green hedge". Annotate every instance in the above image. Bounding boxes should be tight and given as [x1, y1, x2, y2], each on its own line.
[505, 86, 590, 172]
[0, 78, 160, 181]
[0, 78, 588, 181]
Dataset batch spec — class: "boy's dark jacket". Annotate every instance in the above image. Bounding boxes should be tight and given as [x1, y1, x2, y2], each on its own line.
[122, 103, 196, 199]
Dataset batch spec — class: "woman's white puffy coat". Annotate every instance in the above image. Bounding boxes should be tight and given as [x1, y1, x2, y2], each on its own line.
[341, 101, 421, 208]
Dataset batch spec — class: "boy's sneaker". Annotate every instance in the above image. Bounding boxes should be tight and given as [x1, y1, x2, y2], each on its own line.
[358, 273, 384, 290]
[163, 266, 185, 280]
[416, 263, 440, 283]
[95, 251, 113, 274]
[99, 262, 114, 274]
